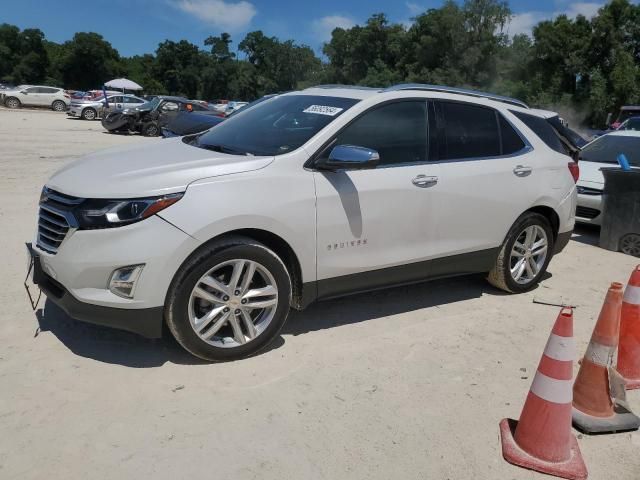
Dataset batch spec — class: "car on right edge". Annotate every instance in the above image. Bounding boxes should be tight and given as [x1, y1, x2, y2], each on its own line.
[28, 84, 580, 361]
[576, 130, 640, 225]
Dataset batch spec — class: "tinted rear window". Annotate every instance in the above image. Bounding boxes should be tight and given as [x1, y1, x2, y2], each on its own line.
[436, 101, 501, 160]
[499, 115, 526, 154]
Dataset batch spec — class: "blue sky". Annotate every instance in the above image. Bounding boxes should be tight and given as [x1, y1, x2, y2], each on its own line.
[2, 0, 607, 57]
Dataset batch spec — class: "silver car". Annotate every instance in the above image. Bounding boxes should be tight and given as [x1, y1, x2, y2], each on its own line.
[68, 94, 147, 120]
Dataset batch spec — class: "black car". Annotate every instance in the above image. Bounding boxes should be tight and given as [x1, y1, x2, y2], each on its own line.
[101, 96, 209, 136]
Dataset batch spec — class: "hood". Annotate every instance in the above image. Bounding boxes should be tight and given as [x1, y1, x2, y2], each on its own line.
[46, 138, 274, 198]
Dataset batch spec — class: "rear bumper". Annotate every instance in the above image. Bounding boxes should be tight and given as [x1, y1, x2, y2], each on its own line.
[36, 258, 163, 338]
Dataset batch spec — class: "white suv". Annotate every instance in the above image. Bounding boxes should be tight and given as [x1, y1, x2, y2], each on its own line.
[28, 85, 579, 361]
[3, 85, 70, 111]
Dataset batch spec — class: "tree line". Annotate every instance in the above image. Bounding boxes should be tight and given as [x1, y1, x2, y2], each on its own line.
[1, 0, 639, 127]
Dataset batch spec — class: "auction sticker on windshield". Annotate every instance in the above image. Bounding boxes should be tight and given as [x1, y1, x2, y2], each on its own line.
[303, 105, 344, 116]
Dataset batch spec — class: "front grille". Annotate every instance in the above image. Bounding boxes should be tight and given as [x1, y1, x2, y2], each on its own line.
[576, 206, 601, 219]
[577, 186, 603, 196]
[36, 188, 83, 254]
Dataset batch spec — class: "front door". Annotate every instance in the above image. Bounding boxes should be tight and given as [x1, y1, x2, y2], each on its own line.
[314, 100, 439, 298]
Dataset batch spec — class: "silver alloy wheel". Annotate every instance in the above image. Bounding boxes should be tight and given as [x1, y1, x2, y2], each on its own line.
[509, 225, 549, 284]
[52, 101, 65, 111]
[6, 98, 19, 108]
[83, 108, 96, 120]
[188, 259, 278, 348]
[620, 234, 640, 257]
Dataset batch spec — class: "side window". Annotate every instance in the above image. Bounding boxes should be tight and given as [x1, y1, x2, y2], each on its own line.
[41, 87, 58, 94]
[110, 96, 123, 103]
[331, 101, 428, 167]
[435, 101, 501, 160]
[25, 87, 39, 93]
[499, 114, 526, 154]
[162, 101, 179, 111]
[510, 110, 564, 154]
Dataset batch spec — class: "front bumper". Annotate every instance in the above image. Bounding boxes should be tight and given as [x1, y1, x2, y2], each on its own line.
[31, 214, 200, 337]
[576, 192, 603, 226]
[32, 251, 163, 338]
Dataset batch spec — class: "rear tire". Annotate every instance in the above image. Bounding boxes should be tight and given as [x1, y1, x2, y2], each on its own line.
[52, 100, 66, 112]
[165, 236, 292, 361]
[487, 212, 554, 293]
[5, 97, 20, 109]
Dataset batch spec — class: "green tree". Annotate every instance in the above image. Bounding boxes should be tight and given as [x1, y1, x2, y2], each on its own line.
[60, 32, 121, 89]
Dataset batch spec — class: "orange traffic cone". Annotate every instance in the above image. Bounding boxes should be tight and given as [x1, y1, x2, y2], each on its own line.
[572, 282, 640, 433]
[618, 265, 640, 389]
[500, 307, 587, 480]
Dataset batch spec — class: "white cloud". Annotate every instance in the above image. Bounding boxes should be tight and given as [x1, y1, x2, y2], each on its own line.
[406, 2, 425, 16]
[172, 0, 256, 31]
[311, 15, 356, 42]
[564, 2, 602, 18]
[507, 2, 602, 37]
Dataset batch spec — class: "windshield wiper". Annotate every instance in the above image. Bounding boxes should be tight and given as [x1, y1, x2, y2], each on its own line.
[194, 140, 252, 156]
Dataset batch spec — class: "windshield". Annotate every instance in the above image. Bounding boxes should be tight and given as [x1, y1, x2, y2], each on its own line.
[581, 135, 640, 166]
[191, 94, 360, 156]
[138, 97, 161, 110]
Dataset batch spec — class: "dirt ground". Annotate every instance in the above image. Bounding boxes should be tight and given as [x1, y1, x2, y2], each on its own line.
[0, 108, 639, 480]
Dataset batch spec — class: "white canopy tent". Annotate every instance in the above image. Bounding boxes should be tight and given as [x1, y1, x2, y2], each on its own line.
[104, 78, 143, 91]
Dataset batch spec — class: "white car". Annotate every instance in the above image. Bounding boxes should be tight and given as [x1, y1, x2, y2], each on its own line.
[225, 101, 249, 115]
[3, 85, 69, 111]
[576, 131, 640, 225]
[28, 85, 579, 361]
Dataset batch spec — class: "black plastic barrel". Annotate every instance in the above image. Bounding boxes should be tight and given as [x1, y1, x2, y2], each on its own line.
[599, 168, 640, 257]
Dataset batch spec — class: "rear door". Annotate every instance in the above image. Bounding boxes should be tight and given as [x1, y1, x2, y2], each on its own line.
[314, 100, 440, 296]
[428, 100, 538, 258]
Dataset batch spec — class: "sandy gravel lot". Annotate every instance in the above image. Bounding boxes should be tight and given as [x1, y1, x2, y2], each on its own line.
[0, 108, 639, 480]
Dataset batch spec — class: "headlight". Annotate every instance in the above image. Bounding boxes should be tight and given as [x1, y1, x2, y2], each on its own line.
[74, 193, 183, 229]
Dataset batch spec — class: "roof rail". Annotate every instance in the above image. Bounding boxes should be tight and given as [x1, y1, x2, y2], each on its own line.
[383, 83, 529, 109]
[309, 84, 381, 91]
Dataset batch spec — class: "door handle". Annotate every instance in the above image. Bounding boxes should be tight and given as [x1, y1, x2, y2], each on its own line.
[412, 175, 438, 188]
[513, 165, 532, 177]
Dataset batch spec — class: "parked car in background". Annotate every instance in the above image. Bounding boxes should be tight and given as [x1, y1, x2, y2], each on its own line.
[102, 95, 209, 136]
[224, 101, 249, 116]
[29, 84, 580, 361]
[68, 94, 146, 120]
[0, 82, 14, 90]
[161, 95, 277, 137]
[3, 85, 69, 111]
[608, 105, 640, 129]
[617, 116, 640, 132]
[210, 99, 229, 113]
[576, 131, 640, 225]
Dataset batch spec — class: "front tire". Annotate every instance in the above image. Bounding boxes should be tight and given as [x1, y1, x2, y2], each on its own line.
[141, 122, 159, 137]
[165, 237, 292, 361]
[52, 100, 66, 112]
[487, 212, 554, 293]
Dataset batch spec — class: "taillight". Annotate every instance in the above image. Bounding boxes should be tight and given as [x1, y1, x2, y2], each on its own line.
[568, 161, 579, 183]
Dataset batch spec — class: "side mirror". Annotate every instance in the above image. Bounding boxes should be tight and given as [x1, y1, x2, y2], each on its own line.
[20, 90, 27, 94]
[317, 144, 380, 171]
